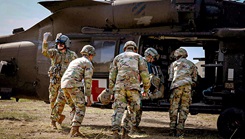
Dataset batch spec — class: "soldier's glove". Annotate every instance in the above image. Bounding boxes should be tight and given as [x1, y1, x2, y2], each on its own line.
[43, 32, 52, 42]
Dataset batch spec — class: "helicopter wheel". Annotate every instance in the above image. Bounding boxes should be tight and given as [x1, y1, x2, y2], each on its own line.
[15, 98, 19, 102]
[217, 107, 244, 138]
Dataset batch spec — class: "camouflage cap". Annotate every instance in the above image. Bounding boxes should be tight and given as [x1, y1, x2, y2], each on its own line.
[97, 89, 112, 105]
[174, 48, 188, 58]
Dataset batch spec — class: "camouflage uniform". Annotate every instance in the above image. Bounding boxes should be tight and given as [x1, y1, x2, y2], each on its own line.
[168, 48, 198, 136]
[61, 56, 94, 127]
[42, 41, 77, 122]
[123, 105, 143, 132]
[109, 47, 150, 133]
[124, 48, 163, 131]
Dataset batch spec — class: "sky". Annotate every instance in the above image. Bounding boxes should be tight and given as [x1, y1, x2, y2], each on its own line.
[0, 0, 51, 36]
[0, 0, 204, 63]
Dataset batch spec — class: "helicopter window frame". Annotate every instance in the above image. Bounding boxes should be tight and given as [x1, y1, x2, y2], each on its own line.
[92, 38, 118, 73]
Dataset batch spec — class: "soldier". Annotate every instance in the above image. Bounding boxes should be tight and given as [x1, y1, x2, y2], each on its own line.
[123, 47, 164, 135]
[61, 45, 96, 137]
[142, 47, 164, 100]
[168, 48, 198, 137]
[109, 41, 150, 139]
[42, 32, 78, 129]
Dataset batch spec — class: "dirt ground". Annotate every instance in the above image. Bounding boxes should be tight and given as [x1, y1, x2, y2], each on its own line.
[0, 99, 222, 139]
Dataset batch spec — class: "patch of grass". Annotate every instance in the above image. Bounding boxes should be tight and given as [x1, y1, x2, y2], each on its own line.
[17, 98, 34, 102]
[86, 107, 113, 114]
[0, 99, 222, 139]
[80, 127, 112, 139]
[0, 129, 24, 139]
[0, 111, 37, 121]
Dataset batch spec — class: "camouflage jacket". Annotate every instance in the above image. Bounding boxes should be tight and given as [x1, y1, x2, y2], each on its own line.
[168, 58, 198, 89]
[61, 56, 94, 96]
[109, 49, 150, 92]
[42, 42, 77, 83]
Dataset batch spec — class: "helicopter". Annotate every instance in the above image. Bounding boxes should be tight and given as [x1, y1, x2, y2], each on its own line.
[0, 0, 245, 138]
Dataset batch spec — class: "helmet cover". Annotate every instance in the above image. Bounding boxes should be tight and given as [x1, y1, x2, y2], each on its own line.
[144, 47, 159, 60]
[80, 45, 96, 56]
[97, 89, 112, 105]
[123, 41, 138, 51]
[174, 48, 188, 58]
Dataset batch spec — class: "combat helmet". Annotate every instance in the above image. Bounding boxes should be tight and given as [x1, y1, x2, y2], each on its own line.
[123, 41, 138, 51]
[174, 48, 188, 58]
[144, 47, 160, 60]
[97, 89, 113, 105]
[55, 33, 71, 48]
[80, 45, 96, 56]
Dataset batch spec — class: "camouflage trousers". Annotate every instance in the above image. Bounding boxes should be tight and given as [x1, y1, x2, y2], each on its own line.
[63, 87, 86, 127]
[169, 84, 192, 130]
[50, 88, 75, 122]
[123, 93, 143, 131]
[123, 107, 143, 131]
[48, 83, 61, 111]
[111, 90, 141, 132]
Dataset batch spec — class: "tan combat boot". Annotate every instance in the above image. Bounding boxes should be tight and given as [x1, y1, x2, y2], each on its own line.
[70, 126, 83, 137]
[50, 120, 57, 129]
[112, 130, 120, 139]
[121, 128, 130, 139]
[57, 114, 66, 125]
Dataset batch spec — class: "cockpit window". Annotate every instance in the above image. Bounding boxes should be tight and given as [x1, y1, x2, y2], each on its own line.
[93, 40, 116, 72]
